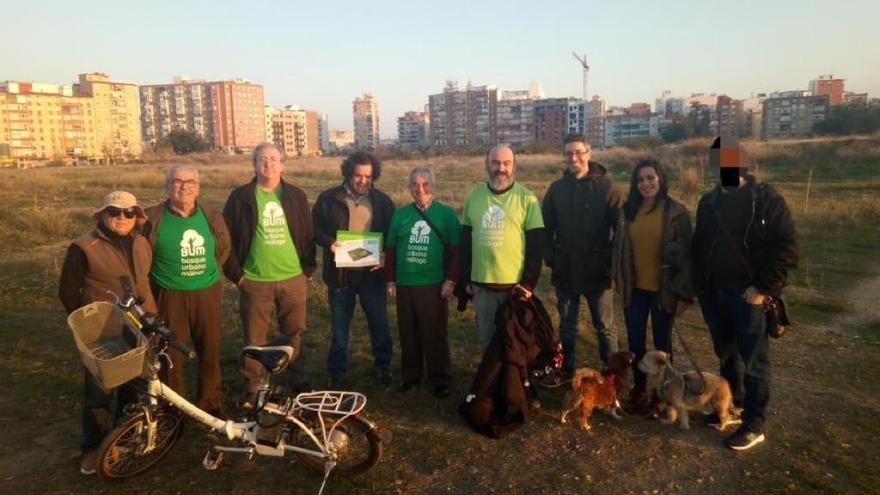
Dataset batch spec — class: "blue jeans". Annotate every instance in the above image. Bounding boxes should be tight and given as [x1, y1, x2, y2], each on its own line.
[624, 289, 673, 389]
[326, 270, 392, 379]
[556, 287, 616, 373]
[699, 291, 770, 431]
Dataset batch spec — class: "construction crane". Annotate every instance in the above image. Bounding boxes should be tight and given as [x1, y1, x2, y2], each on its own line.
[572, 51, 590, 100]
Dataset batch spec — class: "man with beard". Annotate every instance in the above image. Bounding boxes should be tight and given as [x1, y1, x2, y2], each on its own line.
[313, 151, 396, 388]
[460, 145, 545, 347]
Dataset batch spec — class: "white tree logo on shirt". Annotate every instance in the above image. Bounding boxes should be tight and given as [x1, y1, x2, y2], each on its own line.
[180, 229, 206, 257]
[481, 205, 505, 229]
[409, 220, 432, 244]
[263, 202, 286, 227]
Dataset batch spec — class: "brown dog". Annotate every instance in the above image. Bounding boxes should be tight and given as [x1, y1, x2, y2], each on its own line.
[638, 350, 735, 430]
[560, 351, 634, 431]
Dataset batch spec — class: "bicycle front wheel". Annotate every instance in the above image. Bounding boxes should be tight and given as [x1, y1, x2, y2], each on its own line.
[97, 408, 183, 480]
[292, 415, 382, 476]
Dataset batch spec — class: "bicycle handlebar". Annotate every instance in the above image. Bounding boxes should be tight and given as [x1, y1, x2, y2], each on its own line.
[117, 276, 196, 359]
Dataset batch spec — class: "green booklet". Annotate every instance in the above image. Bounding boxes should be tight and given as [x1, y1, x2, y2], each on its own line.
[334, 231, 383, 267]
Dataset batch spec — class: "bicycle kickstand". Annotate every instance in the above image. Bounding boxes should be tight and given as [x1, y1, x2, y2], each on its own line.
[202, 448, 224, 470]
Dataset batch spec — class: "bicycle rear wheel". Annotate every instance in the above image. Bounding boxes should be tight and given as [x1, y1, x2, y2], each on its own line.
[292, 415, 382, 476]
[97, 408, 183, 479]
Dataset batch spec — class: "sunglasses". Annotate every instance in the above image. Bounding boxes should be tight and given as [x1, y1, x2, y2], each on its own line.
[106, 206, 137, 219]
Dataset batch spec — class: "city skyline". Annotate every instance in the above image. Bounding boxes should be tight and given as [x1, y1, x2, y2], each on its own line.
[4, 0, 879, 139]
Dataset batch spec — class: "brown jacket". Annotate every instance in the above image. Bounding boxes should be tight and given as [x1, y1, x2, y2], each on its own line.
[59, 226, 158, 314]
[612, 198, 695, 313]
[142, 200, 231, 276]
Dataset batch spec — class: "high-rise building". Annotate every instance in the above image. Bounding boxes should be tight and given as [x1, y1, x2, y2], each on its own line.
[264, 105, 280, 142]
[141, 77, 264, 152]
[715, 95, 743, 137]
[761, 94, 830, 140]
[428, 82, 498, 148]
[304, 109, 320, 155]
[603, 103, 661, 146]
[317, 113, 329, 153]
[584, 95, 607, 147]
[353, 93, 379, 149]
[397, 111, 429, 148]
[534, 98, 574, 147]
[496, 87, 541, 148]
[0, 73, 140, 162]
[75, 73, 142, 157]
[809, 75, 845, 105]
[271, 106, 306, 157]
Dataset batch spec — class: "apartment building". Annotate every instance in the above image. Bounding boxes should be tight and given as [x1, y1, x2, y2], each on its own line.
[534, 97, 575, 146]
[715, 95, 743, 137]
[141, 77, 264, 152]
[74, 73, 142, 157]
[604, 104, 661, 146]
[761, 93, 830, 139]
[397, 111, 429, 148]
[428, 82, 497, 148]
[0, 73, 139, 162]
[809, 75, 845, 105]
[264, 105, 280, 142]
[353, 93, 379, 149]
[329, 129, 354, 151]
[271, 106, 306, 157]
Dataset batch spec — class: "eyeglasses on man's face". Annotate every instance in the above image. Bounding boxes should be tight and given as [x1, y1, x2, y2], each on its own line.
[564, 149, 591, 157]
[106, 206, 137, 219]
[172, 178, 198, 188]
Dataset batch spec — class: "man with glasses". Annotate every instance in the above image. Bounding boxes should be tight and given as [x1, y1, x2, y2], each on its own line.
[143, 165, 231, 418]
[224, 143, 316, 408]
[542, 134, 623, 379]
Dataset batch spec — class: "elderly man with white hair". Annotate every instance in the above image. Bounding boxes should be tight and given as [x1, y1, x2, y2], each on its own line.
[143, 164, 231, 418]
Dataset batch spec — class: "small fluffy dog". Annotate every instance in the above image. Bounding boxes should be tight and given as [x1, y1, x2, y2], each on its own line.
[638, 350, 734, 430]
[560, 351, 634, 431]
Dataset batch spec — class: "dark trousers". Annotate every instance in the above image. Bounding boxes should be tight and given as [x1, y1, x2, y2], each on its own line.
[82, 370, 140, 453]
[623, 289, 673, 389]
[239, 274, 309, 393]
[699, 290, 770, 431]
[326, 270, 392, 379]
[155, 281, 223, 411]
[555, 287, 616, 373]
[396, 283, 451, 387]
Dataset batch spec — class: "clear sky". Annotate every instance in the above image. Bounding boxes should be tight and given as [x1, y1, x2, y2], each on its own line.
[4, 0, 878, 138]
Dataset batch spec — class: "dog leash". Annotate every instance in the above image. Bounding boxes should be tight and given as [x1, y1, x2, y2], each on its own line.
[670, 320, 709, 394]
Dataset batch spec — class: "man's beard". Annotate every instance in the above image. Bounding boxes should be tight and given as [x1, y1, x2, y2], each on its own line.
[488, 173, 513, 190]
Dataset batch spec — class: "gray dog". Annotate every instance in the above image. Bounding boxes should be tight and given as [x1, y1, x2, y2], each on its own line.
[638, 350, 735, 430]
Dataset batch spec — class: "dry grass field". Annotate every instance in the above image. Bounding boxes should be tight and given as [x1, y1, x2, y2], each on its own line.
[0, 136, 879, 494]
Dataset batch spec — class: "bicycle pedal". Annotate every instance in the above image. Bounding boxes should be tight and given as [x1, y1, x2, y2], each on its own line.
[202, 450, 224, 470]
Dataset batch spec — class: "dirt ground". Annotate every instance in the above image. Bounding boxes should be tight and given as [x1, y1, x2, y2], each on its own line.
[1, 265, 878, 495]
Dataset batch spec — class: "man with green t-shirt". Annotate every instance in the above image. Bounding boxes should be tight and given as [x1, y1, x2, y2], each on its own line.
[385, 167, 461, 398]
[460, 145, 545, 347]
[144, 165, 231, 417]
[223, 143, 316, 408]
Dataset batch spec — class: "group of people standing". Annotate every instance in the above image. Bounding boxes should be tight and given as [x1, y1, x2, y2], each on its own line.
[61, 134, 797, 474]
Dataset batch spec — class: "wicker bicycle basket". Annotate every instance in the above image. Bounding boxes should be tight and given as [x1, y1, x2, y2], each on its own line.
[68, 301, 147, 391]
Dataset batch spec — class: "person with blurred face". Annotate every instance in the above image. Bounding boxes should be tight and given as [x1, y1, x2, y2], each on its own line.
[142, 165, 231, 418]
[313, 151, 396, 388]
[59, 190, 157, 475]
[385, 167, 461, 398]
[612, 159, 695, 414]
[542, 134, 623, 380]
[223, 143, 316, 408]
[460, 145, 545, 347]
[692, 137, 798, 451]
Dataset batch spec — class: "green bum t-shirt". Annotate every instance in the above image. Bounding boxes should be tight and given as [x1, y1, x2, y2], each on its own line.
[243, 185, 303, 281]
[150, 206, 220, 290]
[461, 182, 544, 284]
[386, 201, 461, 286]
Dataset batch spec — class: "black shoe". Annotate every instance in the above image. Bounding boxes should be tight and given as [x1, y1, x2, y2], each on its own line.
[397, 381, 420, 392]
[705, 410, 743, 430]
[433, 385, 451, 398]
[378, 369, 392, 386]
[724, 426, 766, 451]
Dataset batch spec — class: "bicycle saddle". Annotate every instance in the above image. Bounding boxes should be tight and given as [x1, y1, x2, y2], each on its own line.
[240, 345, 295, 374]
